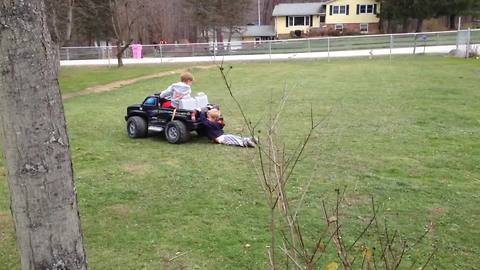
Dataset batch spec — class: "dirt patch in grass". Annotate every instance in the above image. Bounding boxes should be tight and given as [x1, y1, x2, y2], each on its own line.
[0, 212, 13, 242]
[426, 207, 446, 238]
[106, 204, 132, 218]
[345, 194, 370, 206]
[62, 65, 216, 100]
[429, 207, 446, 218]
[122, 163, 148, 175]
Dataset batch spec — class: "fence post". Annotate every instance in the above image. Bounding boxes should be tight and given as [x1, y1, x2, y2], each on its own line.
[308, 38, 311, 52]
[436, 33, 440, 46]
[159, 44, 163, 63]
[327, 37, 330, 62]
[192, 44, 195, 57]
[456, 30, 459, 49]
[465, 28, 471, 58]
[66, 48, 70, 61]
[413, 33, 417, 55]
[389, 34, 393, 61]
[269, 40, 272, 64]
[107, 46, 111, 67]
[213, 41, 217, 62]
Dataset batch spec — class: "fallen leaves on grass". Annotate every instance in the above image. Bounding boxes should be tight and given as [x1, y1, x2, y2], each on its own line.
[325, 262, 339, 270]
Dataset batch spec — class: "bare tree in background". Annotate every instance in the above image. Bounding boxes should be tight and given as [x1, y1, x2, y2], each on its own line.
[109, 0, 143, 67]
[186, 0, 252, 44]
[262, 0, 280, 25]
[44, 0, 76, 46]
[186, 0, 216, 42]
[75, 0, 113, 46]
[221, 0, 252, 47]
[39, 0, 255, 46]
[0, 1, 88, 269]
[133, 2, 158, 43]
[43, 0, 113, 46]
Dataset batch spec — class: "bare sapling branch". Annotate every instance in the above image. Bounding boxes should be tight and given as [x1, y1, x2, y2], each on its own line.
[217, 64, 435, 270]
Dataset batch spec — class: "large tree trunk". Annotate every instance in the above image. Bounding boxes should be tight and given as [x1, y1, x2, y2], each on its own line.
[402, 18, 409, 33]
[387, 19, 393, 34]
[226, 26, 234, 52]
[0, 1, 88, 270]
[416, 18, 424, 32]
[378, 16, 385, 33]
[216, 27, 224, 51]
[116, 41, 125, 67]
[116, 40, 133, 67]
[448, 15, 456, 29]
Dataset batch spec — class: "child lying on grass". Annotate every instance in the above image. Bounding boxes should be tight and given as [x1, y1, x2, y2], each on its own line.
[199, 108, 257, 148]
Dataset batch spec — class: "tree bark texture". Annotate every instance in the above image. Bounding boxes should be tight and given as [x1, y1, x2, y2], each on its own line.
[0, 1, 88, 270]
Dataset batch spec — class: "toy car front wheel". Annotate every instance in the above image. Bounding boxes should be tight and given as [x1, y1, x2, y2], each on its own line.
[165, 120, 189, 144]
[127, 116, 147, 138]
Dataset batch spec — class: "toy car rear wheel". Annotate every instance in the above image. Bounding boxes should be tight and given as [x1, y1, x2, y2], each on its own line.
[165, 120, 189, 144]
[127, 116, 147, 138]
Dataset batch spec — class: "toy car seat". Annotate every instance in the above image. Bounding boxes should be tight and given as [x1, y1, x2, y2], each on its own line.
[159, 98, 173, 109]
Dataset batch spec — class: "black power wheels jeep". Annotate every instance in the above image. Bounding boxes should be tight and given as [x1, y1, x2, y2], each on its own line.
[125, 94, 208, 144]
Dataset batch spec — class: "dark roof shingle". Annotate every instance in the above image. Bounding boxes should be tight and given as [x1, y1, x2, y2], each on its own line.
[272, 2, 327, 16]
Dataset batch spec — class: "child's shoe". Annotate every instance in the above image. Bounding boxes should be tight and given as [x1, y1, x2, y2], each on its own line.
[245, 138, 257, 148]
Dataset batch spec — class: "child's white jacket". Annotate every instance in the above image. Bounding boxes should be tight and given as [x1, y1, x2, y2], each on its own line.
[159, 82, 192, 108]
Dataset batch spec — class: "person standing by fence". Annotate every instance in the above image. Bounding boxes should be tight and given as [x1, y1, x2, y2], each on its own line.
[131, 42, 143, 59]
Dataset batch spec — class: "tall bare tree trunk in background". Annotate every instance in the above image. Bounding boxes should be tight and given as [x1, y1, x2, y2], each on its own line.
[262, 0, 279, 26]
[44, 0, 75, 46]
[402, 18, 409, 32]
[110, 0, 139, 67]
[65, 0, 75, 43]
[49, 4, 61, 43]
[415, 18, 424, 32]
[0, 1, 88, 270]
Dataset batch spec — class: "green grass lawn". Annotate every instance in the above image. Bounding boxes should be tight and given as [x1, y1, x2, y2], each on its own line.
[1, 56, 479, 269]
[59, 64, 187, 95]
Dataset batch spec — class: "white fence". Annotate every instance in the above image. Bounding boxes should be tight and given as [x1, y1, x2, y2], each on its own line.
[60, 29, 480, 63]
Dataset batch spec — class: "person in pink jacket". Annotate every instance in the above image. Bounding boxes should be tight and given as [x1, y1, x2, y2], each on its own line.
[131, 43, 143, 59]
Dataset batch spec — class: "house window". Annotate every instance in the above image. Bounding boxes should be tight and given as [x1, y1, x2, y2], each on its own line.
[335, 24, 344, 31]
[321, 5, 327, 13]
[360, 23, 368, 33]
[320, 15, 326, 23]
[367, 4, 374, 13]
[358, 4, 375, 14]
[295, 16, 305, 25]
[288, 16, 311, 26]
[360, 5, 366, 13]
[332, 5, 347, 15]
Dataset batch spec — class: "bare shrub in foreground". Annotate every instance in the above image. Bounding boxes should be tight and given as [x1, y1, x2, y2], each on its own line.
[218, 64, 436, 270]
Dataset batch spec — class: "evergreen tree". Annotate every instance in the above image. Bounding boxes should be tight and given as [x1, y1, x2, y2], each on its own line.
[377, 0, 476, 32]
